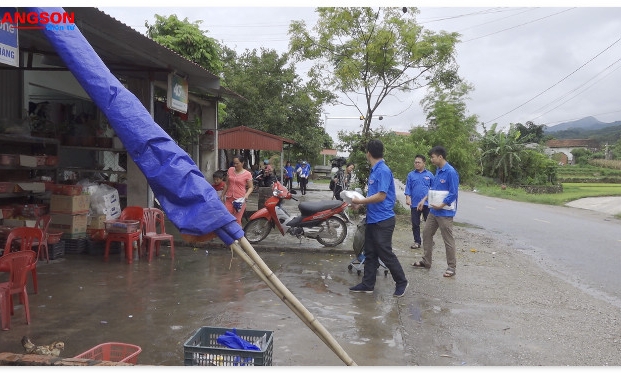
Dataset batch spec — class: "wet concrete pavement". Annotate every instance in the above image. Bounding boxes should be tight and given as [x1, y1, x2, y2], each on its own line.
[2, 181, 621, 366]
[0, 182, 408, 366]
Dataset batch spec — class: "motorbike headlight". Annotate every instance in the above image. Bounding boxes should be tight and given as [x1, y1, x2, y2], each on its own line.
[273, 189, 279, 196]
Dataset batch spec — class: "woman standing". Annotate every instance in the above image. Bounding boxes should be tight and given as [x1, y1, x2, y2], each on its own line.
[222, 154, 254, 225]
[283, 160, 295, 190]
[333, 162, 355, 200]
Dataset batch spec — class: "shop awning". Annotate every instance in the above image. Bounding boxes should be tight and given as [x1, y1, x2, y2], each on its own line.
[218, 126, 295, 151]
[12, 7, 244, 100]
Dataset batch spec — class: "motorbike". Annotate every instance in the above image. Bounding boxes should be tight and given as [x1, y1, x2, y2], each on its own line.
[243, 180, 351, 247]
[252, 169, 278, 190]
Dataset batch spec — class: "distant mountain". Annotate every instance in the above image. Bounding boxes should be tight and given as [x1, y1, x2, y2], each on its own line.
[545, 116, 621, 133]
[543, 116, 621, 144]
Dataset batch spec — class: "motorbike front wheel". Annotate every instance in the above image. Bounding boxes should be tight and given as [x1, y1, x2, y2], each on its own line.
[243, 218, 273, 243]
[316, 217, 348, 247]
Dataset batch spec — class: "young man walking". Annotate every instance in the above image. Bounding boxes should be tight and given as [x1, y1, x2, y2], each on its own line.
[412, 146, 460, 278]
[404, 154, 434, 249]
[349, 139, 409, 297]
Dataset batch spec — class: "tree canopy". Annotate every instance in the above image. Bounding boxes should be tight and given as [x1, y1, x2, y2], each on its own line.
[288, 7, 461, 136]
[219, 46, 336, 165]
[145, 14, 223, 74]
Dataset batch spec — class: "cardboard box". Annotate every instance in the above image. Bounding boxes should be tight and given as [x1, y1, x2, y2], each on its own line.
[19, 154, 38, 167]
[88, 214, 107, 229]
[16, 182, 46, 193]
[50, 213, 88, 235]
[2, 218, 25, 227]
[91, 189, 119, 207]
[50, 194, 90, 214]
[102, 206, 122, 220]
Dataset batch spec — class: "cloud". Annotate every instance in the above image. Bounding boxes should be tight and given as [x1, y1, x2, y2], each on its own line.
[100, 6, 621, 141]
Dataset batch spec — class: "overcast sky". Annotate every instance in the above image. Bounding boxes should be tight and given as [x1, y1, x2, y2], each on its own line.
[97, 4, 621, 142]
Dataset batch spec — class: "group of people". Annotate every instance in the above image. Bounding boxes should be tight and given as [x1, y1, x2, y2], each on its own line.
[283, 160, 312, 195]
[349, 140, 459, 299]
[210, 140, 459, 298]
[211, 155, 318, 226]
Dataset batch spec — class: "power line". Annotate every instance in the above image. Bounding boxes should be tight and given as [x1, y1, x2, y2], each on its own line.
[528, 59, 621, 122]
[461, 8, 575, 43]
[483, 35, 621, 125]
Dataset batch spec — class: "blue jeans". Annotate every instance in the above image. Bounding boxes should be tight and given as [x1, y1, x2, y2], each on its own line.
[361, 216, 407, 288]
[410, 205, 429, 244]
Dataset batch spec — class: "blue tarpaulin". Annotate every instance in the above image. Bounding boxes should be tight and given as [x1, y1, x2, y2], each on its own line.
[30, 7, 243, 245]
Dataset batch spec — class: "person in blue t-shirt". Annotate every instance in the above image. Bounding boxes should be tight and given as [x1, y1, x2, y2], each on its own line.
[283, 160, 295, 190]
[412, 145, 459, 278]
[349, 139, 408, 298]
[296, 161, 311, 195]
[404, 154, 434, 249]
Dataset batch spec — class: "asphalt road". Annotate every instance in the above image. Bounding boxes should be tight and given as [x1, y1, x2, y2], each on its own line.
[455, 190, 621, 308]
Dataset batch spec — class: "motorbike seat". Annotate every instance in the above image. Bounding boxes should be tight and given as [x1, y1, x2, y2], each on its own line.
[298, 200, 344, 216]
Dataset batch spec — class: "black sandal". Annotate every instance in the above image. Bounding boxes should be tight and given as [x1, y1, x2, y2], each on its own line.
[411, 260, 428, 268]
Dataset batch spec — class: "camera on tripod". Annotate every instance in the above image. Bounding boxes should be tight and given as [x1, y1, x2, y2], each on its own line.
[330, 157, 347, 169]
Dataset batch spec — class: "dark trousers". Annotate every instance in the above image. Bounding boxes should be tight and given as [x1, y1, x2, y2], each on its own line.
[284, 177, 293, 190]
[361, 216, 407, 288]
[410, 205, 429, 244]
[333, 186, 343, 200]
[299, 177, 308, 194]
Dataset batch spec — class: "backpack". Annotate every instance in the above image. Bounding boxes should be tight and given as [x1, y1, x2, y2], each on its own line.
[352, 218, 366, 256]
[329, 178, 335, 191]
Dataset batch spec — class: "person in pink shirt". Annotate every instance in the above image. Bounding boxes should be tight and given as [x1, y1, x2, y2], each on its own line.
[223, 154, 254, 225]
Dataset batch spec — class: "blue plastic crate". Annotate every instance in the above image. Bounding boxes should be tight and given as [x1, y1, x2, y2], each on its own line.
[183, 326, 273, 366]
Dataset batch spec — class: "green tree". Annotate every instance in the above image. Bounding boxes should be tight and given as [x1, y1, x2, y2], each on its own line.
[289, 7, 461, 136]
[515, 149, 558, 185]
[571, 148, 593, 165]
[220, 46, 335, 167]
[336, 127, 430, 190]
[145, 14, 225, 151]
[145, 14, 223, 74]
[420, 82, 478, 184]
[515, 121, 550, 144]
[611, 138, 621, 160]
[480, 123, 527, 184]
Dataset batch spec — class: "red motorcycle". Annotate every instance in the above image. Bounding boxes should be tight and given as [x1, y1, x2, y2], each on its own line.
[243, 180, 351, 246]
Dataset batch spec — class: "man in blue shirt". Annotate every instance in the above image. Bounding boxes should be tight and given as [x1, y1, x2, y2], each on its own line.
[404, 154, 434, 249]
[412, 146, 459, 277]
[350, 139, 408, 297]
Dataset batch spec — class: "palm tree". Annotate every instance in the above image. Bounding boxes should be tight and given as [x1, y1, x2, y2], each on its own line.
[480, 124, 526, 184]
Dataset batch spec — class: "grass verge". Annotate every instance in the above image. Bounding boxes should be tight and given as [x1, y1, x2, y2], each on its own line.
[473, 183, 621, 219]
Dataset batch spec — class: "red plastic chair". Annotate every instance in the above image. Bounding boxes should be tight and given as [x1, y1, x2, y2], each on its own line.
[25, 215, 51, 263]
[142, 208, 175, 262]
[105, 206, 144, 264]
[1, 227, 42, 294]
[0, 250, 37, 329]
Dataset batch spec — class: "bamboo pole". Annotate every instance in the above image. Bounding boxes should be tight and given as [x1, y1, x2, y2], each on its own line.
[228, 242, 333, 348]
[230, 238, 357, 366]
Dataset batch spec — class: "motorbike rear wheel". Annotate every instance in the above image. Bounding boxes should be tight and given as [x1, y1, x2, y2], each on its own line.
[316, 217, 348, 247]
[243, 218, 272, 243]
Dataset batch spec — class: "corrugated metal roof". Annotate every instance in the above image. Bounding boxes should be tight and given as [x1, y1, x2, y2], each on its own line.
[218, 126, 295, 151]
[14, 7, 244, 100]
